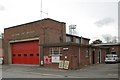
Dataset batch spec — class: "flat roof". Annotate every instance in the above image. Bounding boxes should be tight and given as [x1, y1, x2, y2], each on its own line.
[92, 43, 120, 46]
[66, 34, 90, 40]
[42, 42, 90, 47]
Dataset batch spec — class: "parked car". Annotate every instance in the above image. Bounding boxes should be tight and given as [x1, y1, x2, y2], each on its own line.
[105, 54, 119, 63]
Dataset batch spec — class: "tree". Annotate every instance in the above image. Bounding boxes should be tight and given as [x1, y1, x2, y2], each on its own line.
[92, 39, 102, 44]
[102, 34, 118, 43]
[102, 34, 112, 43]
[111, 36, 117, 43]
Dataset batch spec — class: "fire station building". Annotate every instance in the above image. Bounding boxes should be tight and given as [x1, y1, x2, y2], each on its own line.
[3, 18, 108, 69]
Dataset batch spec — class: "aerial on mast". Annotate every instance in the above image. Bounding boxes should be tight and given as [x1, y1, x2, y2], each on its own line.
[40, 0, 48, 19]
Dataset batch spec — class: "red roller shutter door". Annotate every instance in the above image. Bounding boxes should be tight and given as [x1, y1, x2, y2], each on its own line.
[12, 40, 39, 64]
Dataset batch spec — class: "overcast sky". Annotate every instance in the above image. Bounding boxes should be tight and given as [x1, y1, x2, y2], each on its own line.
[0, 0, 119, 43]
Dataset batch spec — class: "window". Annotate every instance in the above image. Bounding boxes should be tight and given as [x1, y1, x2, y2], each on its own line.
[49, 47, 61, 63]
[71, 37, 73, 42]
[24, 54, 27, 56]
[76, 38, 80, 43]
[66, 36, 71, 42]
[30, 54, 34, 56]
[18, 54, 21, 56]
[49, 47, 62, 55]
[85, 49, 89, 58]
[12, 54, 16, 56]
[36, 53, 39, 56]
[111, 52, 116, 54]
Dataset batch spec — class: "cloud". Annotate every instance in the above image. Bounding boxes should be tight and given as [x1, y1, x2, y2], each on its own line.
[94, 17, 115, 27]
[0, 4, 5, 11]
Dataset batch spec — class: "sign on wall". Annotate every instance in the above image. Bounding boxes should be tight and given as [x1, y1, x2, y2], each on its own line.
[52, 55, 60, 63]
[44, 56, 52, 64]
[63, 48, 69, 51]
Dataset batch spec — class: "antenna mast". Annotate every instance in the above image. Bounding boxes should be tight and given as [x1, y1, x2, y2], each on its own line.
[41, 0, 42, 19]
[40, 0, 48, 19]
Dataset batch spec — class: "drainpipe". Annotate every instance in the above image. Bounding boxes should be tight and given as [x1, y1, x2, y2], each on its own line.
[89, 47, 91, 64]
[40, 27, 47, 66]
[78, 47, 80, 68]
[81, 36, 82, 44]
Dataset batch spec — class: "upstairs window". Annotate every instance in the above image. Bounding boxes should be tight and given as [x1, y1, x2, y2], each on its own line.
[76, 38, 80, 43]
[85, 49, 89, 58]
[66, 36, 71, 42]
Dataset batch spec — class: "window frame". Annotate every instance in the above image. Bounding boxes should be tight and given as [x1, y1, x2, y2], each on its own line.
[85, 48, 89, 58]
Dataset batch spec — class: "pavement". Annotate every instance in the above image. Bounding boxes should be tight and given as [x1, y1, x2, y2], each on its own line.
[1, 63, 119, 78]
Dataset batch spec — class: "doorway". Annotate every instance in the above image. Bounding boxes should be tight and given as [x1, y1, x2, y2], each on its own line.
[98, 49, 101, 64]
[92, 50, 95, 64]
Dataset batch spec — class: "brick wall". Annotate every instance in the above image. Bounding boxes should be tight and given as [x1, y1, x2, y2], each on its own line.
[105, 45, 120, 56]
[81, 38, 89, 45]
[66, 34, 90, 45]
[3, 18, 66, 64]
[43, 43, 107, 69]
[0, 49, 3, 57]
[79, 47, 90, 67]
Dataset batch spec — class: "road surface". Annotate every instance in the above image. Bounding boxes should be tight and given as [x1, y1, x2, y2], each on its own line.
[1, 63, 119, 78]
